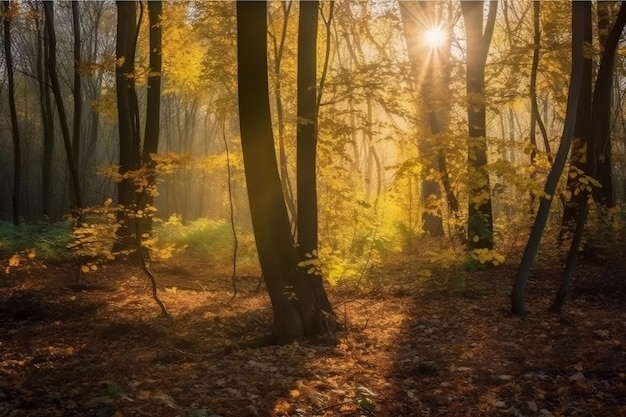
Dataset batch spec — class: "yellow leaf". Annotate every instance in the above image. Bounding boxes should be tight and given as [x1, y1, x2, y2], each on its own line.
[90, 264, 98, 271]
[472, 235, 479, 242]
[8, 255, 20, 267]
[81, 265, 90, 273]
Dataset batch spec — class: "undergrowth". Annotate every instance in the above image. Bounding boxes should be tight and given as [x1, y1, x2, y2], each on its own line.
[0, 221, 74, 263]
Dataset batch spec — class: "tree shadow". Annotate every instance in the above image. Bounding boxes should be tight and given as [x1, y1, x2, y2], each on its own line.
[383, 266, 626, 416]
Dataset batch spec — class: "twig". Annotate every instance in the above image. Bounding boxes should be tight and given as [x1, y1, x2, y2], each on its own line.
[314, 400, 354, 414]
[223, 121, 239, 302]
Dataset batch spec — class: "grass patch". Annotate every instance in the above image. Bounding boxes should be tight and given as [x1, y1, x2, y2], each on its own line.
[0, 221, 75, 263]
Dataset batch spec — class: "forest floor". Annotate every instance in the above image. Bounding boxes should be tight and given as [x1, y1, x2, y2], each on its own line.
[0, 255, 625, 417]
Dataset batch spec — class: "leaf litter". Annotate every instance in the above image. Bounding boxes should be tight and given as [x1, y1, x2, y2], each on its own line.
[0, 258, 624, 416]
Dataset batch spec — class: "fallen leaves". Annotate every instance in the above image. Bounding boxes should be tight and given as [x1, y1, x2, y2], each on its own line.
[0, 260, 625, 416]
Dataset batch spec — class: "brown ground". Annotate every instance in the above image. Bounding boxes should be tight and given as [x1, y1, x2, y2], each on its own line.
[0, 256, 625, 417]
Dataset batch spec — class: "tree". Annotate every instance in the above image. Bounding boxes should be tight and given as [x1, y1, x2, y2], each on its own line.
[591, 2, 626, 207]
[72, 1, 82, 172]
[461, 0, 497, 251]
[34, 2, 56, 220]
[139, 0, 162, 235]
[236, 1, 334, 343]
[43, 1, 83, 215]
[398, 0, 453, 236]
[549, 1, 626, 313]
[512, 1, 586, 317]
[3, 0, 21, 226]
[114, 0, 142, 250]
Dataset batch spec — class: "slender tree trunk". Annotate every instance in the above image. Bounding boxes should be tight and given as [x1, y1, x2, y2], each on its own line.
[139, 0, 162, 235]
[296, 0, 329, 334]
[511, 2, 586, 317]
[398, 1, 446, 236]
[529, 1, 551, 163]
[72, 1, 82, 174]
[236, 1, 333, 343]
[591, 2, 626, 207]
[3, 1, 21, 226]
[560, 2, 592, 245]
[461, 1, 497, 250]
[43, 1, 83, 215]
[35, 6, 55, 220]
[270, 1, 297, 234]
[297, 0, 319, 257]
[114, 0, 141, 250]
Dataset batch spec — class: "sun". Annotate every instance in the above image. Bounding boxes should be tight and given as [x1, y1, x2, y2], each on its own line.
[424, 26, 446, 49]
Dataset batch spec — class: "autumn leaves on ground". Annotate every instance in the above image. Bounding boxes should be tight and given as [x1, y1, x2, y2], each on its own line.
[1, 256, 624, 417]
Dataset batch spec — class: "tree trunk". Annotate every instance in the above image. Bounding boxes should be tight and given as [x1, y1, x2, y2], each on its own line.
[270, 1, 297, 235]
[72, 1, 82, 175]
[3, 0, 21, 226]
[511, 2, 586, 317]
[590, 2, 626, 207]
[35, 4, 55, 220]
[461, 1, 497, 250]
[398, 1, 446, 236]
[43, 1, 83, 215]
[296, 0, 331, 334]
[236, 1, 333, 343]
[114, 1, 141, 250]
[139, 0, 162, 235]
[559, 1, 592, 244]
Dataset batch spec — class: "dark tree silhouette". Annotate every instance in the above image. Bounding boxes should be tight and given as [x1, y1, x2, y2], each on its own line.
[236, 1, 334, 343]
[512, 2, 586, 317]
[3, 1, 21, 226]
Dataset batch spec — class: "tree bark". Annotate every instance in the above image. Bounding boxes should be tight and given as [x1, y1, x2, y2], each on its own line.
[590, 2, 626, 207]
[3, 0, 21, 226]
[511, 2, 586, 317]
[559, 1, 592, 244]
[398, 1, 446, 236]
[35, 6, 55, 220]
[236, 1, 333, 343]
[114, 1, 141, 250]
[461, 1, 497, 250]
[43, 1, 83, 215]
[72, 1, 82, 173]
[296, 0, 329, 334]
[139, 0, 162, 235]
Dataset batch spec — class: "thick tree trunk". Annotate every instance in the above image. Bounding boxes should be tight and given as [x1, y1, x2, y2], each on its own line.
[461, 1, 497, 250]
[511, 2, 586, 317]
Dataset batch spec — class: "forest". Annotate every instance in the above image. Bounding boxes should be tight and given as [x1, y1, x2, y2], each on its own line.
[1, 0, 625, 416]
